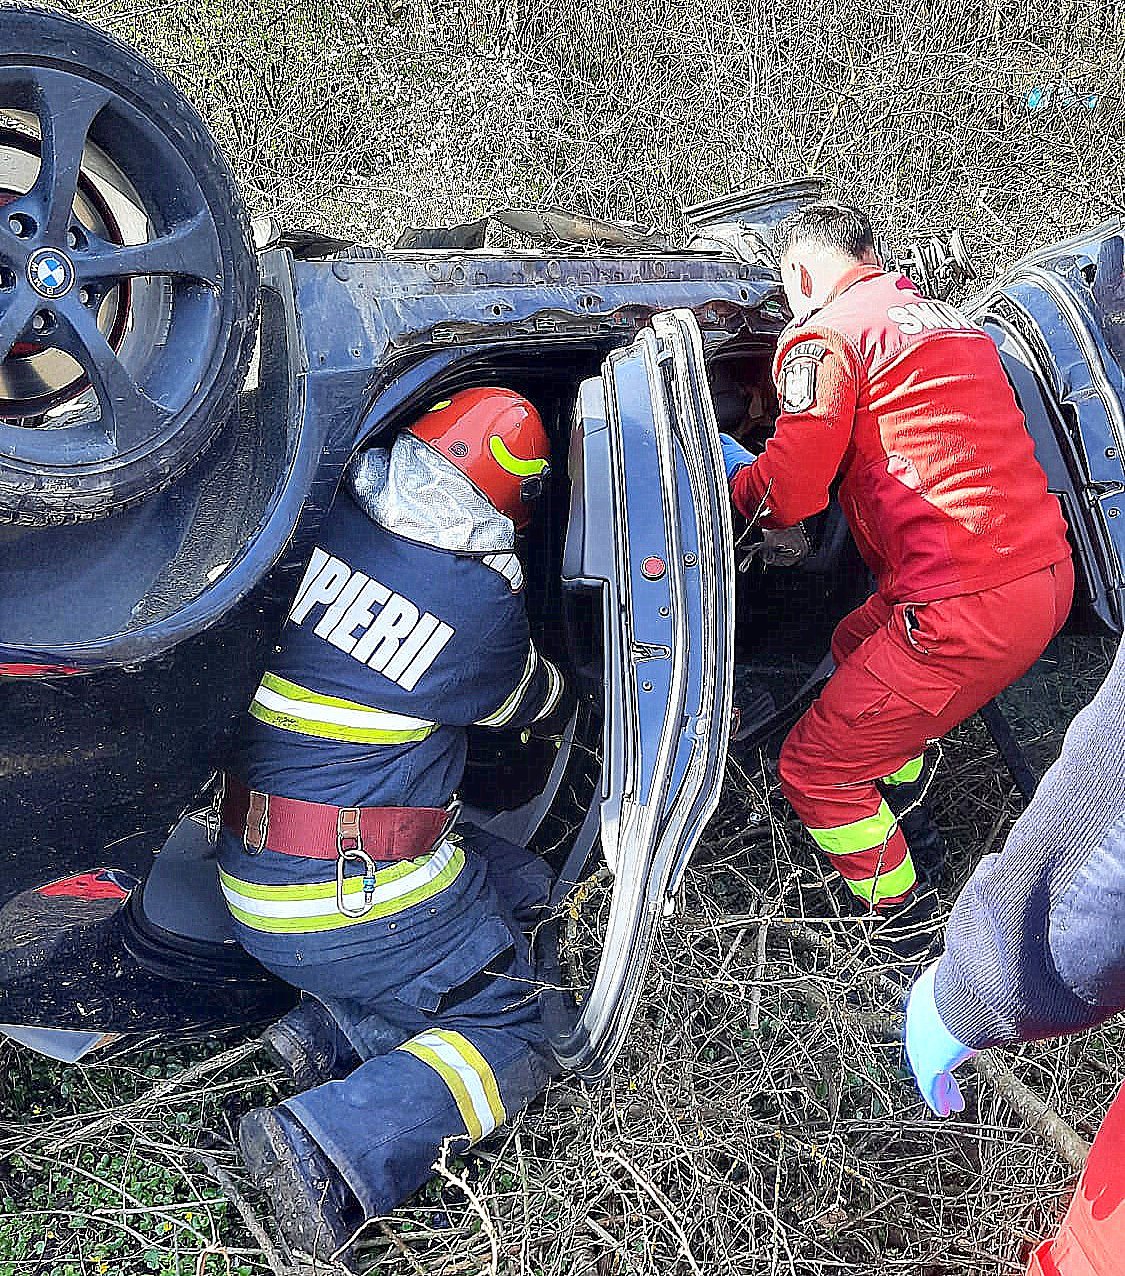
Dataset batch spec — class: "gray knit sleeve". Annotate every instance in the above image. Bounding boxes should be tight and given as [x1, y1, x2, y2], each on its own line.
[932, 634, 1125, 1051]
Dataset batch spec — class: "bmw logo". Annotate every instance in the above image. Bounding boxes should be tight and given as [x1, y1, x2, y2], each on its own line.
[27, 247, 75, 299]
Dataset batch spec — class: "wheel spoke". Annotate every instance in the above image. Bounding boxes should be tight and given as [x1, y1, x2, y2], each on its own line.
[0, 292, 37, 363]
[54, 303, 168, 453]
[80, 210, 223, 286]
[33, 72, 113, 242]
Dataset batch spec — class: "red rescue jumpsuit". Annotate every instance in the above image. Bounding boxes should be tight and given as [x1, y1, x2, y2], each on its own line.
[731, 266, 1073, 909]
[1026, 1082, 1125, 1275]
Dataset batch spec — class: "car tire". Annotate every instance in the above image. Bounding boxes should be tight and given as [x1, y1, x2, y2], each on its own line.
[0, 4, 258, 524]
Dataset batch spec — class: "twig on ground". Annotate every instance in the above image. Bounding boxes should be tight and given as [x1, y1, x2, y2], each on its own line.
[195, 1150, 303, 1276]
[433, 1141, 500, 1276]
[595, 1148, 703, 1276]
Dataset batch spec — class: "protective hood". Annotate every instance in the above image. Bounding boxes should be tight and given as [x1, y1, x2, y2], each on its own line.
[347, 431, 516, 553]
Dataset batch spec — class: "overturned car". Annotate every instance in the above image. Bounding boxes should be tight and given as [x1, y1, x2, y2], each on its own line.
[1, 5, 1123, 1078]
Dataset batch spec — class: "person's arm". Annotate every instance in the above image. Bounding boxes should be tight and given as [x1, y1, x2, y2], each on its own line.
[905, 633, 1125, 1114]
[729, 328, 860, 528]
[474, 640, 569, 733]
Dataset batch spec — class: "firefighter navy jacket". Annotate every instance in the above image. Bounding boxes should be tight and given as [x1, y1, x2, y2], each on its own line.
[228, 490, 560, 811]
[731, 266, 1071, 604]
[223, 489, 561, 870]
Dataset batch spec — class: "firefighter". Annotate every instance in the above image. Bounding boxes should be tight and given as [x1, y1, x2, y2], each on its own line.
[720, 202, 1073, 916]
[218, 388, 569, 1264]
[904, 631, 1125, 1275]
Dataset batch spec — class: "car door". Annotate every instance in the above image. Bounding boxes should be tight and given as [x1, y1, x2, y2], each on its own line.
[970, 221, 1125, 632]
[541, 309, 735, 1079]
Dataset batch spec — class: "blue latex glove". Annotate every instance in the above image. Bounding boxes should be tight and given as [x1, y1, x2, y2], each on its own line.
[904, 961, 978, 1116]
[719, 432, 756, 483]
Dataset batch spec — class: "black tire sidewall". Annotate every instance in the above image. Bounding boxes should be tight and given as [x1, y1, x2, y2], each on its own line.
[0, 3, 259, 524]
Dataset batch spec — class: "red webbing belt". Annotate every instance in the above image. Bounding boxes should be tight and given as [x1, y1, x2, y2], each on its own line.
[220, 775, 448, 862]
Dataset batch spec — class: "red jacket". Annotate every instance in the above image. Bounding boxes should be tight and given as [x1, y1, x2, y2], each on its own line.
[731, 266, 1071, 603]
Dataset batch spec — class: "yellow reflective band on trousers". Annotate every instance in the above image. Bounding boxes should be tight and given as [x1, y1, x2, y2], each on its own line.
[883, 755, 924, 786]
[808, 800, 899, 858]
[249, 671, 438, 744]
[844, 853, 917, 906]
[219, 841, 465, 934]
[397, 1029, 506, 1143]
[808, 799, 917, 905]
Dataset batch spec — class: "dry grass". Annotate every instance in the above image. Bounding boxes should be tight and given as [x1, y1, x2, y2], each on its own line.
[3, 0, 1125, 1271]
[74, 0, 1125, 274]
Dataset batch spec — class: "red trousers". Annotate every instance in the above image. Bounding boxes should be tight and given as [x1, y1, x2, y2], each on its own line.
[1027, 1082, 1125, 1275]
[778, 558, 1074, 909]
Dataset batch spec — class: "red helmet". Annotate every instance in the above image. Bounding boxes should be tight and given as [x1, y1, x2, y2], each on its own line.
[406, 387, 550, 530]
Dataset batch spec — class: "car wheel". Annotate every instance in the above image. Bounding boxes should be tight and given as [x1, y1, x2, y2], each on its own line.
[0, 4, 258, 524]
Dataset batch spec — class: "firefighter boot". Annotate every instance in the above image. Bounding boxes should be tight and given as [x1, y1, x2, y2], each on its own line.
[262, 997, 360, 1090]
[239, 1105, 362, 1267]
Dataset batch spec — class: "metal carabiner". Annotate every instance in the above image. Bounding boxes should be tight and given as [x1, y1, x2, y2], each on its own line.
[205, 772, 226, 845]
[336, 846, 379, 918]
[438, 796, 462, 847]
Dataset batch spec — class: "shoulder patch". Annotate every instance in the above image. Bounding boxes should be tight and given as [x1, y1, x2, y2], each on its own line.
[482, 552, 525, 593]
[778, 339, 828, 414]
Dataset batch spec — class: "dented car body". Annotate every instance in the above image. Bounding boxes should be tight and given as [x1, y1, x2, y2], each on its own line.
[1, 9, 1124, 1077]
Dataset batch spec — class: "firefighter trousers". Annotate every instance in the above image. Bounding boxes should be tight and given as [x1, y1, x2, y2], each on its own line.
[1027, 1080, 1125, 1275]
[778, 558, 1074, 909]
[223, 826, 554, 1217]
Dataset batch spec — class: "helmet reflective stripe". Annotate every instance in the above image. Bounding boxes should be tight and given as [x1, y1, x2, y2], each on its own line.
[249, 672, 437, 744]
[397, 1029, 506, 1142]
[219, 841, 465, 933]
[489, 434, 548, 477]
[475, 646, 538, 727]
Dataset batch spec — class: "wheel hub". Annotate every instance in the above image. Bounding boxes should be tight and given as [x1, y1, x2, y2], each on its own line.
[26, 246, 75, 300]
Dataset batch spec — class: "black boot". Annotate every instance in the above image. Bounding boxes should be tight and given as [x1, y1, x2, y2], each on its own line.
[239, 1105, 362, 1267]
[885, 778, 948, 888]
[262, 998, 361, 1090]
[872, 885, 943, 967]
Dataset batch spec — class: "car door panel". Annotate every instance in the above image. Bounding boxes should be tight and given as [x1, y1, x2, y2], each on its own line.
[547, 309, 733, 1079]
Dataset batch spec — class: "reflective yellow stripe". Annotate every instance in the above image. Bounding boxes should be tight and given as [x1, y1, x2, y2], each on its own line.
[808, 800, 898, 857]
[883, 755, 924, 786]
[489, 435, 548, 477]
[397, 1029, 506, 1142]
[219, 843, 465, 934]
[250, 672, 437, 745]
[219, 852, 432, 902]
[845, 853, 918, 906]
[532, 659, 564, 722]
[476, 647, 538, 728]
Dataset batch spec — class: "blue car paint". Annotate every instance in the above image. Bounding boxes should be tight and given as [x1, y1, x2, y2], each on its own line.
[0, 249, 781, 913]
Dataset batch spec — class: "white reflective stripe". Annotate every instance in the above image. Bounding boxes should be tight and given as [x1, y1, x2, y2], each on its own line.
[483, 552, 524, 593]
[476, 646, 539, 727]
[220, 841, 458, 920]
[408, 1030, 501, 1138]
[533, 659, 564, 722]
[251, 683, 434, 733]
